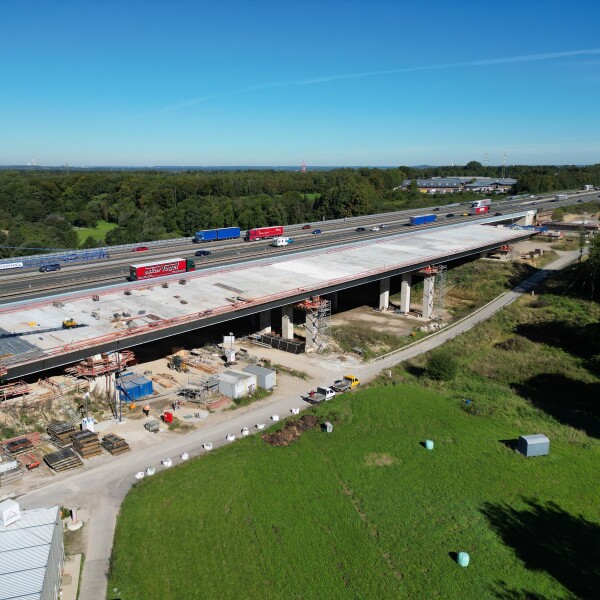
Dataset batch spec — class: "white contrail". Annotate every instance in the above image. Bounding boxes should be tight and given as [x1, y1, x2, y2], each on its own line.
[155, 48, 600, 114]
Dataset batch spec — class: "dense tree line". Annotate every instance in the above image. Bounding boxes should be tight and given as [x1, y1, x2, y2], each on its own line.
[0, 163, 598, 257]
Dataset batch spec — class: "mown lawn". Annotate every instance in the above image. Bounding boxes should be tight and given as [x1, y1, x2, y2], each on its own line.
[108, 385, 599, 599]
[75, 219, 117, 244]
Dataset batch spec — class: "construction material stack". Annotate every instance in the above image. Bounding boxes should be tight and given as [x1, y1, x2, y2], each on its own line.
[71, 430, 103, 459]
[0, 460, 23, 487]
[101, 434, 130, 456]
[47, 422, 77, 447]
[44, 448, 83, 472]
[3, 437, 34, 457]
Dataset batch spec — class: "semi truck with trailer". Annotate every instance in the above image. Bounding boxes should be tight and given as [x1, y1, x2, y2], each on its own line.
[409, 214, 437, 226]
[194, 227, 241, 243]
[245, 226, 284, 241]
[128, 258, 195, 281]
[555, 194, 569, 201]
[471, 199, 491, 208]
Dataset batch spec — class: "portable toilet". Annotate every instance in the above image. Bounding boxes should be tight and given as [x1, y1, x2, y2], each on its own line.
[518, 434, 550, 457]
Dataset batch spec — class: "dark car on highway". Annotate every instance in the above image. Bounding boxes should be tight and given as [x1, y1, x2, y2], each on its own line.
[356, 227, 366, 232]
[445, 213, 455, 218]
[494, 212, 503, 216]
[195, 250, 212, 256]
[132, 246, 148, 252]
[302, 224, 312, 230]
[433, 207, 440, 211]
[312, 229, 322, 234]
[39, 263, 61, 273]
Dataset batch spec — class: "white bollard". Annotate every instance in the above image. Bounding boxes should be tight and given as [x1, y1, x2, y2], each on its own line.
[271, 415, 280, 422]
[145, 467, 155, 476]
[256, 423, 265, 430]
[291, 408, 300, 415]
[226, 434, 236, 442]
[162, 458, 173, 468]
[135, 471, 145, 480]
[180, 452, 189, 461]
[241, 428, 250, 436]
[203, 443, 213, 451]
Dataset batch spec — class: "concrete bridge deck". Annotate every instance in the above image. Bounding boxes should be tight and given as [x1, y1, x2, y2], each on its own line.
[0, 223, 531, 379]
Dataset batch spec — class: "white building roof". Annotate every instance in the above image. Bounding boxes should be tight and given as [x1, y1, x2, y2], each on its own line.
[0, 505, 59, 600]
[219, 370, 255, 384]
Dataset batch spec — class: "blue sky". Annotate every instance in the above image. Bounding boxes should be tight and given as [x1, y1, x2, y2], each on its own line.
[1, 0, 599, 166]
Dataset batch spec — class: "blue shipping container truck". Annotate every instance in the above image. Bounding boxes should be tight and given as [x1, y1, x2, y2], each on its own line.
[409, 214, 437, 226]
[194, 227, 241, 242]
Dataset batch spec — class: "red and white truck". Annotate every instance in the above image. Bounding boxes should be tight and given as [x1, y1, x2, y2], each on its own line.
[471, 199, 491, 209]
[474, 206, 490, 214]
[128, 258, 195, 281]
[245, 226, 284, 241]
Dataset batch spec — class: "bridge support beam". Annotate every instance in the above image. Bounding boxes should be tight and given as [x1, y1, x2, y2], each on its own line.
[422, 275, 435, 320]
[259, 310, 272, 335]
[400, 273, 412, 313]
[281, 305, 294, 340]
[379, 277, 390, 310]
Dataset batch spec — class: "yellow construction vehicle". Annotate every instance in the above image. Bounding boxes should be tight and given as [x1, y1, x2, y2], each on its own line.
[62, 318, 79, 329]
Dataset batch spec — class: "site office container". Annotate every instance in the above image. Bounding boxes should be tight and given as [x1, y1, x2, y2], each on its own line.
[245, 226, 284, 241]
[129, 258, 194, 281]
[194, 227, 241, 242]
[475, 206, 490, 214]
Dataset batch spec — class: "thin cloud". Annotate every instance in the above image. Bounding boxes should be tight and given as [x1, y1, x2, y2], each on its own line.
[155, 48, 600, 114]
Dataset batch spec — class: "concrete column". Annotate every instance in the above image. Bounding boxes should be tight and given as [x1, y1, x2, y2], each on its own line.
[281, 305, 294, 340]
[304, 311, 316, 348]
[480, 251, 488, 259]
[379, 277, 390, 310]
[400, 273, 412, 313]
[422, 275, 435, 320]
[259, 309, 272, 334]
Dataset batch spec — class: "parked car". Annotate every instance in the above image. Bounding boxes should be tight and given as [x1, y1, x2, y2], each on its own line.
[195, 250, 212, 256]
[433, 207, 440, 211]
[301, 224, 312, 230]
[370, 226, 380, 231]
[356, 227, 366, 232]
[132, 246, 148, 252]
[312, 229, 322, 234]
[446, 213, 455, 218]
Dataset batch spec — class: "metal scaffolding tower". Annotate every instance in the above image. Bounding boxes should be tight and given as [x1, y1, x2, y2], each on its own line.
[296, 296, 331, 352]
[435, 264, 447, 317]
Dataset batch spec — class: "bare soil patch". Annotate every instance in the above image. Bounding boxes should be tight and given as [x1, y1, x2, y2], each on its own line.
[262, 414, 319, 446]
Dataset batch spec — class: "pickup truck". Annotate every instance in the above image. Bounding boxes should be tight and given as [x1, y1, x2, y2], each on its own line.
[331, 375, 360, 393]
[304, 386, 336, 404]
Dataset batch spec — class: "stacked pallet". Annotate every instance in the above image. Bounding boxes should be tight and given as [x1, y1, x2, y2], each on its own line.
[44, 448, 83, 472]
[3, 437, 34, 457]
[47, 422, 77, 447]
[0, 460, 23, 487]
[101, 434, 130, 456]
[71, 430, 103, 459]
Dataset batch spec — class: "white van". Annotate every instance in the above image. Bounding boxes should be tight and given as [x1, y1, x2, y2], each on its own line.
[271, 237, 289, 247]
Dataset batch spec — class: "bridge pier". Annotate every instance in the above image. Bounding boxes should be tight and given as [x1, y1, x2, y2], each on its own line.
[304, 311, 316, 349]
[259, 309, 272, 334]
[379, 277, 390, 310]
[400, 273, 412, 313]
[330, 291, 338, 311]
[281, 305, 294, 340]
[422, 274, 435, 320]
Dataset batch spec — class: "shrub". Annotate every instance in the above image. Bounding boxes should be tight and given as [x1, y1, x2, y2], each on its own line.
[425, 350, 458, 381]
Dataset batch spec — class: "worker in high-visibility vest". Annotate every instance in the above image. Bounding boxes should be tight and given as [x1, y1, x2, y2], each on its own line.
[143, 404, 150, 417]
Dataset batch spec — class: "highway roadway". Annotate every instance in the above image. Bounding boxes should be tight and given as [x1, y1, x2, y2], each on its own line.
[14, 248, 581, 600]
[0, 189, 597, 303]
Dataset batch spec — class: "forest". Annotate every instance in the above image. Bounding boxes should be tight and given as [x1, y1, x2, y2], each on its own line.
[0, 162, 599, 257]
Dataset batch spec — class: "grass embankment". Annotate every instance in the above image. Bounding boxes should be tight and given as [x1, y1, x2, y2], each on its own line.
[75, 219, 117, 244]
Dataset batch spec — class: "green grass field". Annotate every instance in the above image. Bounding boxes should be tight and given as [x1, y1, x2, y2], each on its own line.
[108, 390, 599, 599]
[75, 220, 117, 244]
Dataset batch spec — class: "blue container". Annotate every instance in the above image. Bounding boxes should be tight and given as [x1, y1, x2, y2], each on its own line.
[457, 552, 470, 567]
[425, 440, 434, 450]
[217, 227, 241, 240]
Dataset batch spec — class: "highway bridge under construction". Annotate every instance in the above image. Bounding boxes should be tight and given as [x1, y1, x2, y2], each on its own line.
[0, 221, 534, 380]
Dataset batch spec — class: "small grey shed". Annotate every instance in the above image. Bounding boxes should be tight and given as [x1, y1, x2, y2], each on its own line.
[243, 364, 276, 390]
[518, 434, 550, 457]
